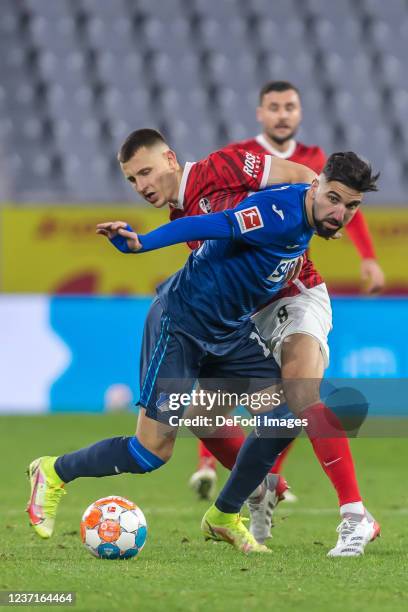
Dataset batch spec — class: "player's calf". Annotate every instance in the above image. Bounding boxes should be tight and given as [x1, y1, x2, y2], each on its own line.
[26, 436, 169, 538]
[53, 435, 169, 484]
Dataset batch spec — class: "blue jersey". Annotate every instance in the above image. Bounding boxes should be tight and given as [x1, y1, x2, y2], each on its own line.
[156, 184, 314, 348]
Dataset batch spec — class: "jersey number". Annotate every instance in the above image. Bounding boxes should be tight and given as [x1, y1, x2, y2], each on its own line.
[277, 305, 289, 324]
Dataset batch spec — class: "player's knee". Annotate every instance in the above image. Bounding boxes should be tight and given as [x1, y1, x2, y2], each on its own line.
[281, 370, 321, 414]
[127, 436, 171, 473]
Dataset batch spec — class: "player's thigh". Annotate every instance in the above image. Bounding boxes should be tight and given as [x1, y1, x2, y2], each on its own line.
[253, 284, 332, 413]
[280, 334, 324, 413]
[253, 283, 332, 369]
[182, 381, 248, 438]
[138, 300, 202, 439]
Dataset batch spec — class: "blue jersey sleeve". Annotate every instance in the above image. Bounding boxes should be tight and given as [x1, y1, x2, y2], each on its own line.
[138, 212, 233, 252]
[109, 212, 234, 254]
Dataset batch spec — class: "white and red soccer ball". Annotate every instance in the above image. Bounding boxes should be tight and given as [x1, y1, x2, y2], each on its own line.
[80, 496, 147, 559]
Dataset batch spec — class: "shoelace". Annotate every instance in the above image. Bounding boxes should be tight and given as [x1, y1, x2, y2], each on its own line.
[235, 516, 259, 546]
[336, 517, 361, 543]
[247, 482, 267, 509]
[247, 498, 264, 512]
[43, 485, 66, 516]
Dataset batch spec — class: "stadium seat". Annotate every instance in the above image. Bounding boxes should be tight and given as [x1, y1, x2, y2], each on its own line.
[254, 18, 306, 58]
[142, 17, 192, 53]
[369, 20, 406, 58]
[131, 0, 185, 21]
[148, 52, 202, 91]
[245, 0, 297, 22]
[29, 16, 78, 51]
[23, 0, 71, 19]
[75, 0, 124, 19]
[191, 0, 238, 22]
[362, 0, 407, 20]
[306, 0, 354, 21]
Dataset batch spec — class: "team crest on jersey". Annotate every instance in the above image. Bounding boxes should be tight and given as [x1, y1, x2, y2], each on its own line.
[235, 206, 264, 233]
[156, 392, 171, 412]
[199, 197, 212, 213]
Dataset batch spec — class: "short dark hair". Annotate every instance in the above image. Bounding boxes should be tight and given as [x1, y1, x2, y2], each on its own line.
[118, 128, 167, 163]
[259, 80, 300, 103]
[322, 152, 380, 192]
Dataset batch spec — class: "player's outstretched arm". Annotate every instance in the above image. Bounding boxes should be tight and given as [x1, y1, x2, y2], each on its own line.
[343, 209, 385, 294]
[96, 213, 234, 254]
[267, 157, 317, 186]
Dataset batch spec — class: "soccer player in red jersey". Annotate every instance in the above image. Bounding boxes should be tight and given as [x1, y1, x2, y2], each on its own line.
[192, 81, 385, 514]
[112, 129, 380, 554]
[227, 80, 385, 293]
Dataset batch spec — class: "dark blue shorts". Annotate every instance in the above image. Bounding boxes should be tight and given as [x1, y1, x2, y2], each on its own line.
[139, 298, 281, 421]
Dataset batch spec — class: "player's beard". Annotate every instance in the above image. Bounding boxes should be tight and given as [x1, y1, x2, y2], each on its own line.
[267, 126, 298, 146]
[312, 199, 343, 239]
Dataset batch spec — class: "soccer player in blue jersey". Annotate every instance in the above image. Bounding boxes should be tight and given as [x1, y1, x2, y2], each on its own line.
[27, 152, 379, 555]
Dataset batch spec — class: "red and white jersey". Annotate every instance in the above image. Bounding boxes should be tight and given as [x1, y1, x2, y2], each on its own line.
[227, 134, 326, 174]
[169, 148, 272, 249]
[169, 148, 271, 221]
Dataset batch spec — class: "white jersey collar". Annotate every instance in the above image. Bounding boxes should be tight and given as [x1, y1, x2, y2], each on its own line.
[255, 134, 297, 159]
[172, 161, 195, 210]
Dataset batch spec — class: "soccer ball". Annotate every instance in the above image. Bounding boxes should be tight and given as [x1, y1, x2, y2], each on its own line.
[80, 496, 147, 559]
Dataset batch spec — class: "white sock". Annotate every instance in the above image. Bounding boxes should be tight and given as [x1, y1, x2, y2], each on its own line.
[340, 502, 365, 516]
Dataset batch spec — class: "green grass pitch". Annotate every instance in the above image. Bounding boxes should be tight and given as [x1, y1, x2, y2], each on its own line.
[1, 414, 407, 612]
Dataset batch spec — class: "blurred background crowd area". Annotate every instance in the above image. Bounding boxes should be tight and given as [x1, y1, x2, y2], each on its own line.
[1, 0, 407, 203]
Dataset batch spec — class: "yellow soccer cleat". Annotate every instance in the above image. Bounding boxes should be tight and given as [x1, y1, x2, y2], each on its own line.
[26, 456, 66, 539]
[201, 504, 271, 554]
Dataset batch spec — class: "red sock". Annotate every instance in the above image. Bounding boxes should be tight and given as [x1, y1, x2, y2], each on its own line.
[270, 440, 294, 474]
[303, 402, 362, 506]
[199, 424, 246, 470]
[197, 440, 217, 471]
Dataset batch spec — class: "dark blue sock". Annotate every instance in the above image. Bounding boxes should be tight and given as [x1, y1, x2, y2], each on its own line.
[54, 436, 164, 483]
[216, 407, 301, 514]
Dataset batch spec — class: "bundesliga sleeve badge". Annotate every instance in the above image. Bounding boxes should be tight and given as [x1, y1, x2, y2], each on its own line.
[234, 206, 264, 233]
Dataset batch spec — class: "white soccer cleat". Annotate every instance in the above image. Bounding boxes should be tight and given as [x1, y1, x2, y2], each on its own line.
[327, 510, 381, 557]
[247, 474, 289, 544]
[189, 467, 217, 500]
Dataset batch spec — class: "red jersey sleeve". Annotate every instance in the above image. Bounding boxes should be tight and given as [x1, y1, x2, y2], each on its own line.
[206, 148, 272, 192]
[345, 209, 376, 259]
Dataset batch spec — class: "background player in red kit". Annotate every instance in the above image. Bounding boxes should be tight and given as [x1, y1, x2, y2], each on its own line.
[118, 128, 378, 549]
[192, 81, 386, 508]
